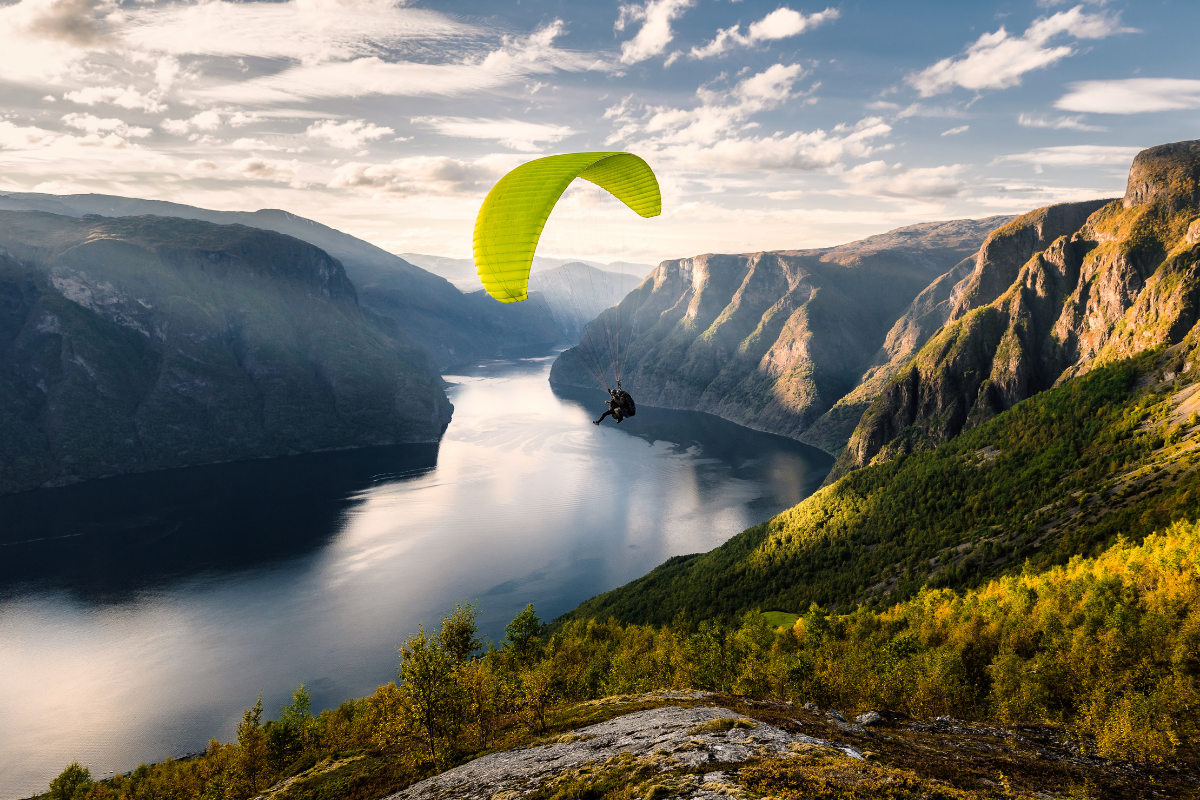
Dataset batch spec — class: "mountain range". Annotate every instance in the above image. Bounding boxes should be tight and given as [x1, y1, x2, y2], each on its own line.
[549, 215, 1014, 451]
[0, 212, 450, 495]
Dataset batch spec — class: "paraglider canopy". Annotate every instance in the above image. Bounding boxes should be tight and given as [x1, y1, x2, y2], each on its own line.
[472, 152, 661, 303]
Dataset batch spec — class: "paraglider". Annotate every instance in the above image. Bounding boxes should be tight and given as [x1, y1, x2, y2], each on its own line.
[472, 152, 660, 425]
[593, 382, 636, 426]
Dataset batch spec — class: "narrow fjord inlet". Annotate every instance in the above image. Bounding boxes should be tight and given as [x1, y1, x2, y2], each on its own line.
[0, 354, 830, 796]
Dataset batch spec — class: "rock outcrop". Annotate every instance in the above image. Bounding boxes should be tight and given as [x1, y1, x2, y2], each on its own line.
[0, 212, 451, 495]
[550, 217, 1012, 445]
[386, 701, 860, 800]
[833, 140, 1200, 480]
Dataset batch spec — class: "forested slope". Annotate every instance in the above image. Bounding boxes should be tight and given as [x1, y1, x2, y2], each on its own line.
[561, 346, 1200, 625]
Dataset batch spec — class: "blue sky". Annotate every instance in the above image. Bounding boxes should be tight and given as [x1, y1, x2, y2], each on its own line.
[0, 0, 1196, 263]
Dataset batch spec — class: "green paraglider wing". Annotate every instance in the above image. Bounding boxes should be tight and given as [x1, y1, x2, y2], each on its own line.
[473, 152, 660, 303]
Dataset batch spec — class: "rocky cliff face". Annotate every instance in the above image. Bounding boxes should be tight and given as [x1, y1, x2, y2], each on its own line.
[0, 193, 552, 369]
[549, 217, 1011, 443]
[0, 211, 451, 495]
[834, 140, 1200, 480]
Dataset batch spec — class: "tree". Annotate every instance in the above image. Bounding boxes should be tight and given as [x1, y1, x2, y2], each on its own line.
[236, 694, 269, 794]
[505, 604, 543, 664]
[441, 600, 482, 664]
[48, 761, 91, 800]
[266, 684, 313, 773]
[398, 624, 466, 766]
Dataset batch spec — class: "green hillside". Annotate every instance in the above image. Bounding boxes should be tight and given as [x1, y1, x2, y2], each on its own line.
[561, 346, 1200, 626]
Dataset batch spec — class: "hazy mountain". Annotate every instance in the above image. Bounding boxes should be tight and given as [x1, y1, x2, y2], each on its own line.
[401, 252, 655, 292]
[834, 139, 1200, 480]
[549, 216, 1013, 442]
[527, 263, 644, 344]
[0, 212, 450, 495]
[0, 193, 551, 369]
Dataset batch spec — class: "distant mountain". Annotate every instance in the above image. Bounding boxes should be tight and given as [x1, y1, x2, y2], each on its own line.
[834, 139, 1200, 480]
[0, 193, 551, 369]
[0, 212, 450, 495]
[527, 263, 644, 345]
[549, 216, 1013, 446]
[401, 252, 655, 292]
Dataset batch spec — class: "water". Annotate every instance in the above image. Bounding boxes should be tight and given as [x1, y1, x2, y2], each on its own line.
[0, 354, 831, 797]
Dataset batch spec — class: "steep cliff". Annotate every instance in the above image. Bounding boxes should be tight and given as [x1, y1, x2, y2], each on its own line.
[835, 140, 1200, 480]
[0, 212, 451, 495]
[0, 193, 551, 369]
[549, 217, 1011, 442]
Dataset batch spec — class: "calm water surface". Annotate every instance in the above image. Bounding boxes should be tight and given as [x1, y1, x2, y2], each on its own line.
[0, 354, 831, 797]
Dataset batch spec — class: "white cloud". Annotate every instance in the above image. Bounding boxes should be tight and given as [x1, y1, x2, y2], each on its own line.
[328, 155, 507, 196]
[615, 0, 694, 65]
[202, 20, 604, 104]
[412, 117, 575, 152]
[607, 63, 889, 172]
[120, 0, 471, 65]
[690, 6, 838, 59]
[306, 119, 395, 150]
[63, 85, 165, 113]
[61, 112, 151, 138]
[0, 118, 141, 151]
[1056, 79, 1200, 114]
[907, 7, 1136, 96]
[941, 125, 969, 136]
[837, 161, 967, 201]
[994, 144, 1142, 170]
[1017, 112, 1105, 131]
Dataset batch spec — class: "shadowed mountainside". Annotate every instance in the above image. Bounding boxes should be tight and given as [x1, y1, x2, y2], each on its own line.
[0, 193, 551, 369]
[0, 211, 450, 495]
[549, 216, 1013, 446]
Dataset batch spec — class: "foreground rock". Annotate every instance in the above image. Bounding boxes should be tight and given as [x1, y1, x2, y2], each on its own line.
[387, 700, 860, 800]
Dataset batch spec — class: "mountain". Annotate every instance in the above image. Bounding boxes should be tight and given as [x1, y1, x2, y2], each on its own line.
[549, 216, 1013, 445]
[400, 252, 655, 293]
[527, 263, 644, 344]
[0, 212, 450, 496]
[560, 139, 1200, 629]
[834, 139, 1200, 480]
[0, 193, 551, 369]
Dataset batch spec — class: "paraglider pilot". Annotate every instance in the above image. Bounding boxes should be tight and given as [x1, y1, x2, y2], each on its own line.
[594, 382, 636, 425]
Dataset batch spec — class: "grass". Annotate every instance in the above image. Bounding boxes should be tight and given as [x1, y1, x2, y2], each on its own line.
[761, 611, 800, 629]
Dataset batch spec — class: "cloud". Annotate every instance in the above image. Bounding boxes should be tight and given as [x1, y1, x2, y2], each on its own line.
[63, 85, 165, 113]
[615, 0, 694, 65]
[907, 7, 1136, 96]
[941, 125, 969, 136]
[412, 117, 575, 152]
[1055, 79, 1200, 114]
[120, 0, 472, 64]
[1017, 112, 1105, 131]
[328, 155, 506, 196]
[61, 112, 151, 138]
[24, 0, 110, 46]
[202, 20, 605, 104]
[607, 63, 888, 172]
[994, 144, 1142, 169]
[690, 6, 838, 59]
[231, 157, 305, 186]
[616, 63, 808, 147]
[0, 118, 141, 151]
[837, 161, 967, 201]
[306, 119, 395, 150]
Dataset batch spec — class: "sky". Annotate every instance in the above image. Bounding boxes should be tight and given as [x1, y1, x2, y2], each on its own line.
[0, 0, 1197, 264]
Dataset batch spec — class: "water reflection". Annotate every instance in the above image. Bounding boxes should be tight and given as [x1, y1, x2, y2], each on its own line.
[0, 354, 831, 798]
